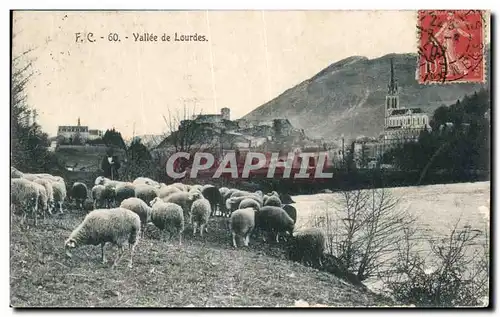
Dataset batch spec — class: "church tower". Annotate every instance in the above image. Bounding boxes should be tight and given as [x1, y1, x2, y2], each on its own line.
[385, 58, 399, 118]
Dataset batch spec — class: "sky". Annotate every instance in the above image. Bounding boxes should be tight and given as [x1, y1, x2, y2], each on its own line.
[13, 10, 426, 139]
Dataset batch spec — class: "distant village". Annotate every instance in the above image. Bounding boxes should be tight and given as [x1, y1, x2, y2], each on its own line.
[47, 58, 432, 171]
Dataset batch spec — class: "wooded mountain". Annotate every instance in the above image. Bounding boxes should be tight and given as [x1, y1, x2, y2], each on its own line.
[243, 51, 489, 141]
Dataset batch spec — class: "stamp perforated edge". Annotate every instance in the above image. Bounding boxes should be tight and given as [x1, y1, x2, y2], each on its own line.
[415, 10, 489, 85]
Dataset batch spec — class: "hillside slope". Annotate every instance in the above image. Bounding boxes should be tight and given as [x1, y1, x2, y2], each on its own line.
[243, 52, 489, 141]
[10, 212, 392, 308]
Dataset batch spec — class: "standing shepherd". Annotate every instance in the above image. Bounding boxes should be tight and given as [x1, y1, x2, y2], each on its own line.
[101, 148, 121, 180]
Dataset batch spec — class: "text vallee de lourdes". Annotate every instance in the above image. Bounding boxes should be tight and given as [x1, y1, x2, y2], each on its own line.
[133, 32, 207, 42]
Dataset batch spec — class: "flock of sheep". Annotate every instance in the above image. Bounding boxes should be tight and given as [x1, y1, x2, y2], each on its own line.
[10, 166, 326, 270]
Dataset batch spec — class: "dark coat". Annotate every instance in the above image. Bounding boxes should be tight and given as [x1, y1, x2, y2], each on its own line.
[101, 155, 121, 179]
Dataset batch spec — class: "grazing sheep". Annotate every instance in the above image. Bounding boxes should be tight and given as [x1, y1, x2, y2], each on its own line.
[33, 182, 49, 220]
[219, 188, 234, 217]
[21, 173, 63, 184]
[282, 204, 297, 224]
[91, 184, 116, 209]
[120, 197, 152, 237]
[170, 182, 189, 192]
[36, 175, 67, 213]
[33, 178, 54, 215]
[91, 185, 105, 209]
[115, 182, 136, 206]
[201, 184, 222, 217]
[238, 198, 261, 211]
[50, 179, 67, 214]
[94, 176, 127, 189]
[158, 185, 182, 199]
[226, 195, 262, 214]
[19, 173, 41, 182]
[255, 206, 295, 243]
[229, 208, 256, 248]
[163, 191, 203, 223]
[135, 184, 158, 206]
[263, 191, 280, 206]
[64, 208, 141, 268]
[287, 228, 325, 268]
[71, 182, 89, 211]
[264, 195, 282, 207]
[190, 198, 211, 237]
[229, 190, 252, 199]
[11, 178, 40, 225]
[149, 197, 184, 245]
[132, 177, 160, 188]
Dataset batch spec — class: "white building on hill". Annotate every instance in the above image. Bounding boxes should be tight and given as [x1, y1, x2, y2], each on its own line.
[57, 118, 103, 144]
[352, 59, 432, 169]
[383, 59, 431, 143]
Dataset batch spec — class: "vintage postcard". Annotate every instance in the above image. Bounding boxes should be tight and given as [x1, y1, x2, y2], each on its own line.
[10, 10, 491, 308]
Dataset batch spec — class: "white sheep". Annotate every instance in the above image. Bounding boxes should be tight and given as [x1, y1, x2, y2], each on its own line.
[263, 195, 282, 207]
[226, 195, 262, 214]
[91, 184, 105, 209]
[135, 184, 158, 206]
[230, 208, 256, 248]
[263, 191, 279, 205]
[162, 190, 203, 223]
[120, 197, 152, 238]
[158, 185, 182, 199]
[50, 179, 67, 214]
[94, 176, 127, 188]
[33, 182, 49, 220]
[132, 177, 160, 188]
[91, 184, 116, 209]
[149, 197, 185, 245]
[33, 178, 54, 215]
[170, 182, 189, 192]
[239, 198, 261, 211]
[23, 173, 66, 214]
[22, 173, 64, 185]
[190, 198, 211, 238]
[115, 182, 136, 206]
[229, 189, 253, 199]
[64, 207, 141, 268]
[11, 178, 40, 225]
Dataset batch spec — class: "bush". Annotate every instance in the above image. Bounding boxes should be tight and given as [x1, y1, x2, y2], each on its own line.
[383, 220, 489, 307]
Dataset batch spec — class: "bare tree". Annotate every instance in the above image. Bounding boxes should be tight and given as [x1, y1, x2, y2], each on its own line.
[309, 187, 414, 281]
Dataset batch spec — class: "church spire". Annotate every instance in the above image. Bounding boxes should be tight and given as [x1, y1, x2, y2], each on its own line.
[388, 58, 398, 95]
[77, 117, 81, 126]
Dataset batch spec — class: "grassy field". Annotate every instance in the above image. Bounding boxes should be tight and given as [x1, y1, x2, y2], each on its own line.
[10, 207, 392, 308]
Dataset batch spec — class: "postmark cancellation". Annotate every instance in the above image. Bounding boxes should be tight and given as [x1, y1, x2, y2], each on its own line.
[416, 10, 488, 84]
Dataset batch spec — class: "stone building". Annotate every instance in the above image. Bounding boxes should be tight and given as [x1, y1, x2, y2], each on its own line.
[57, 118, 102, 144]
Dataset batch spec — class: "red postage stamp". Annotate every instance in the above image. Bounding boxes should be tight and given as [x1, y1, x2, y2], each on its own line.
[417, 10, 486, 84]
